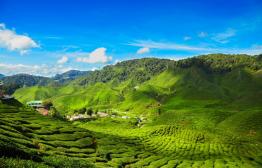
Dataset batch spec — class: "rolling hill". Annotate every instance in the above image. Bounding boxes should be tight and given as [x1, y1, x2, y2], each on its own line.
[1, 70, 90, 94]
[7, 54, 262, 167]
[53, 70, 91, 84]
[14, 54, 262, 114]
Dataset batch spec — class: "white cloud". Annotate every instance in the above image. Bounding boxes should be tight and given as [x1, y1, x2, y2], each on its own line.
[0, 63, 72, 77]
[129, 40, 211, 51]
[114, 59, 120, 64]
[0, 23, 5, 29]
[57, 56, 68, 64]
[183, 36, 191, 41]
[91, 67, 98, 71]
[221, 46, 262, 55]
[129, 40, 262, 55]
[211, 28, 236, 43]
[0, 23, 39, 54]
[76, 47, 112, 63]
[198, 32, 208, 38]
[137, 47, 150, 54]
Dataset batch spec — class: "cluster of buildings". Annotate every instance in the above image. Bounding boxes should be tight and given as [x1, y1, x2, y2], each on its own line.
[26, 100, 49, 116]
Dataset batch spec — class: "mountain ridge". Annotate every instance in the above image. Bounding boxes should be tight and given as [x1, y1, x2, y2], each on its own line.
[0, 70, 90, 94]
[13, 54, 262, 114]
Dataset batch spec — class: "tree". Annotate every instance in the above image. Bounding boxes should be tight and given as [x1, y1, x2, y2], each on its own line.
[78, 107, 86, 114]
[42, 100, 53, 110]
[86, 108, 93, 116]
[49, 107, 61, 118]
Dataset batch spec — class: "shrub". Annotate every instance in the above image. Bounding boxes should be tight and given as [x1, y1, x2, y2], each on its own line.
[42, 100, 53, 110]
[86, 108, 93, 116]
[49, 107, 61, 119]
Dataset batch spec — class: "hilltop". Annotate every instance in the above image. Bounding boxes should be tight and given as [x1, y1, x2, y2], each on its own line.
[14, 54, 262, 113]
[1, 70, 89, 94]
[53, 70, 91, 84]
[5, 53, 262, 167]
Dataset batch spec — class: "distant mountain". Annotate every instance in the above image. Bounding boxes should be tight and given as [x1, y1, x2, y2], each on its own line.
[1, 74, 57, 94]
[1, 70, 91, 94]
[0, 74, 4, 79]
[53, 70, 90, 83]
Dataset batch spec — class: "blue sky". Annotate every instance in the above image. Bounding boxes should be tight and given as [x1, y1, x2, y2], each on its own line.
[0, 0, 261, 76]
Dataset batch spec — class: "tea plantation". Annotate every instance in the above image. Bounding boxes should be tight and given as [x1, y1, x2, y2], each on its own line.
[2, 54, 262, 167]
[2, 97, 262, 167]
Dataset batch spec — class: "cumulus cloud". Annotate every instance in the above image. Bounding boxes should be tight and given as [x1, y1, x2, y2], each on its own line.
[76, 47, 112, 63]
[137, 47, 150, 54]
[211, 28, 236, 43]
[57, 56, 68, 64]
[0, 23, 39, 54]
[0, 63, 72, 77]
[91, 67, 98, 71]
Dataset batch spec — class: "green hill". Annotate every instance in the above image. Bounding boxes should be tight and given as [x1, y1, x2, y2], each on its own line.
[0, 99, 96, 167]
[9, 54, 262, 167]
[1, 70, 90, 95]
[1, 97, 262, 167]
[13, 54, 262, 114]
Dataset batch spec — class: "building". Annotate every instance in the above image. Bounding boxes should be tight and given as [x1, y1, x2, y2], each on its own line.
[26, 100, 44, 108]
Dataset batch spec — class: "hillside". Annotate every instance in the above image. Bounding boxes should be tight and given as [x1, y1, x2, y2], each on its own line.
[0, 99, 96, 167]
[74, 58, 172, 86]
[13, 54, 262, 137]
[10, 54, 262, 167]
[1, 74, 57, 94]
[14, 54, 262, 113]
[1, 70, 90, 94]
[53, 70, 91, 84]
[1, 97, 262, 167]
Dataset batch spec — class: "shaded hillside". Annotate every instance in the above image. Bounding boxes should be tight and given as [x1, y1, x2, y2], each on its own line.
[2, 74, 57, 94]
[1, 70, 90, 94]
[75, 58, 172, 86]
[14, 54, 262, 114]
[53, 70, 91, 84]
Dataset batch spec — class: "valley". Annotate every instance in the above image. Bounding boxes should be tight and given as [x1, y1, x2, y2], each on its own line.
[1, 54, 262, 167]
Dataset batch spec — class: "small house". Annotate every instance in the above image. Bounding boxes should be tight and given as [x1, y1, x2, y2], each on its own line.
[27, 100, 44, 108]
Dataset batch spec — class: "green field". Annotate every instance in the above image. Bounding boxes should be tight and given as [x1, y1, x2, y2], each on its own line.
[1, 54, 262, 167]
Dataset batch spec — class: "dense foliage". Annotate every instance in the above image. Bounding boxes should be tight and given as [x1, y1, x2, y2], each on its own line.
[53, 70, 90, 84]
[176, 54, 262, 73]
[76, 58, 172, 85]
[1, 74, 56, 94]
[1, 70, 90, 94]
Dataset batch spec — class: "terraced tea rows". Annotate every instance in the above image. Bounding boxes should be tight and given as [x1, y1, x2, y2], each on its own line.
[79, 120, 262, 168]
[1, 100, 262, 167]
[0, 102, 96, 167]
[137, 126, 262, 167]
